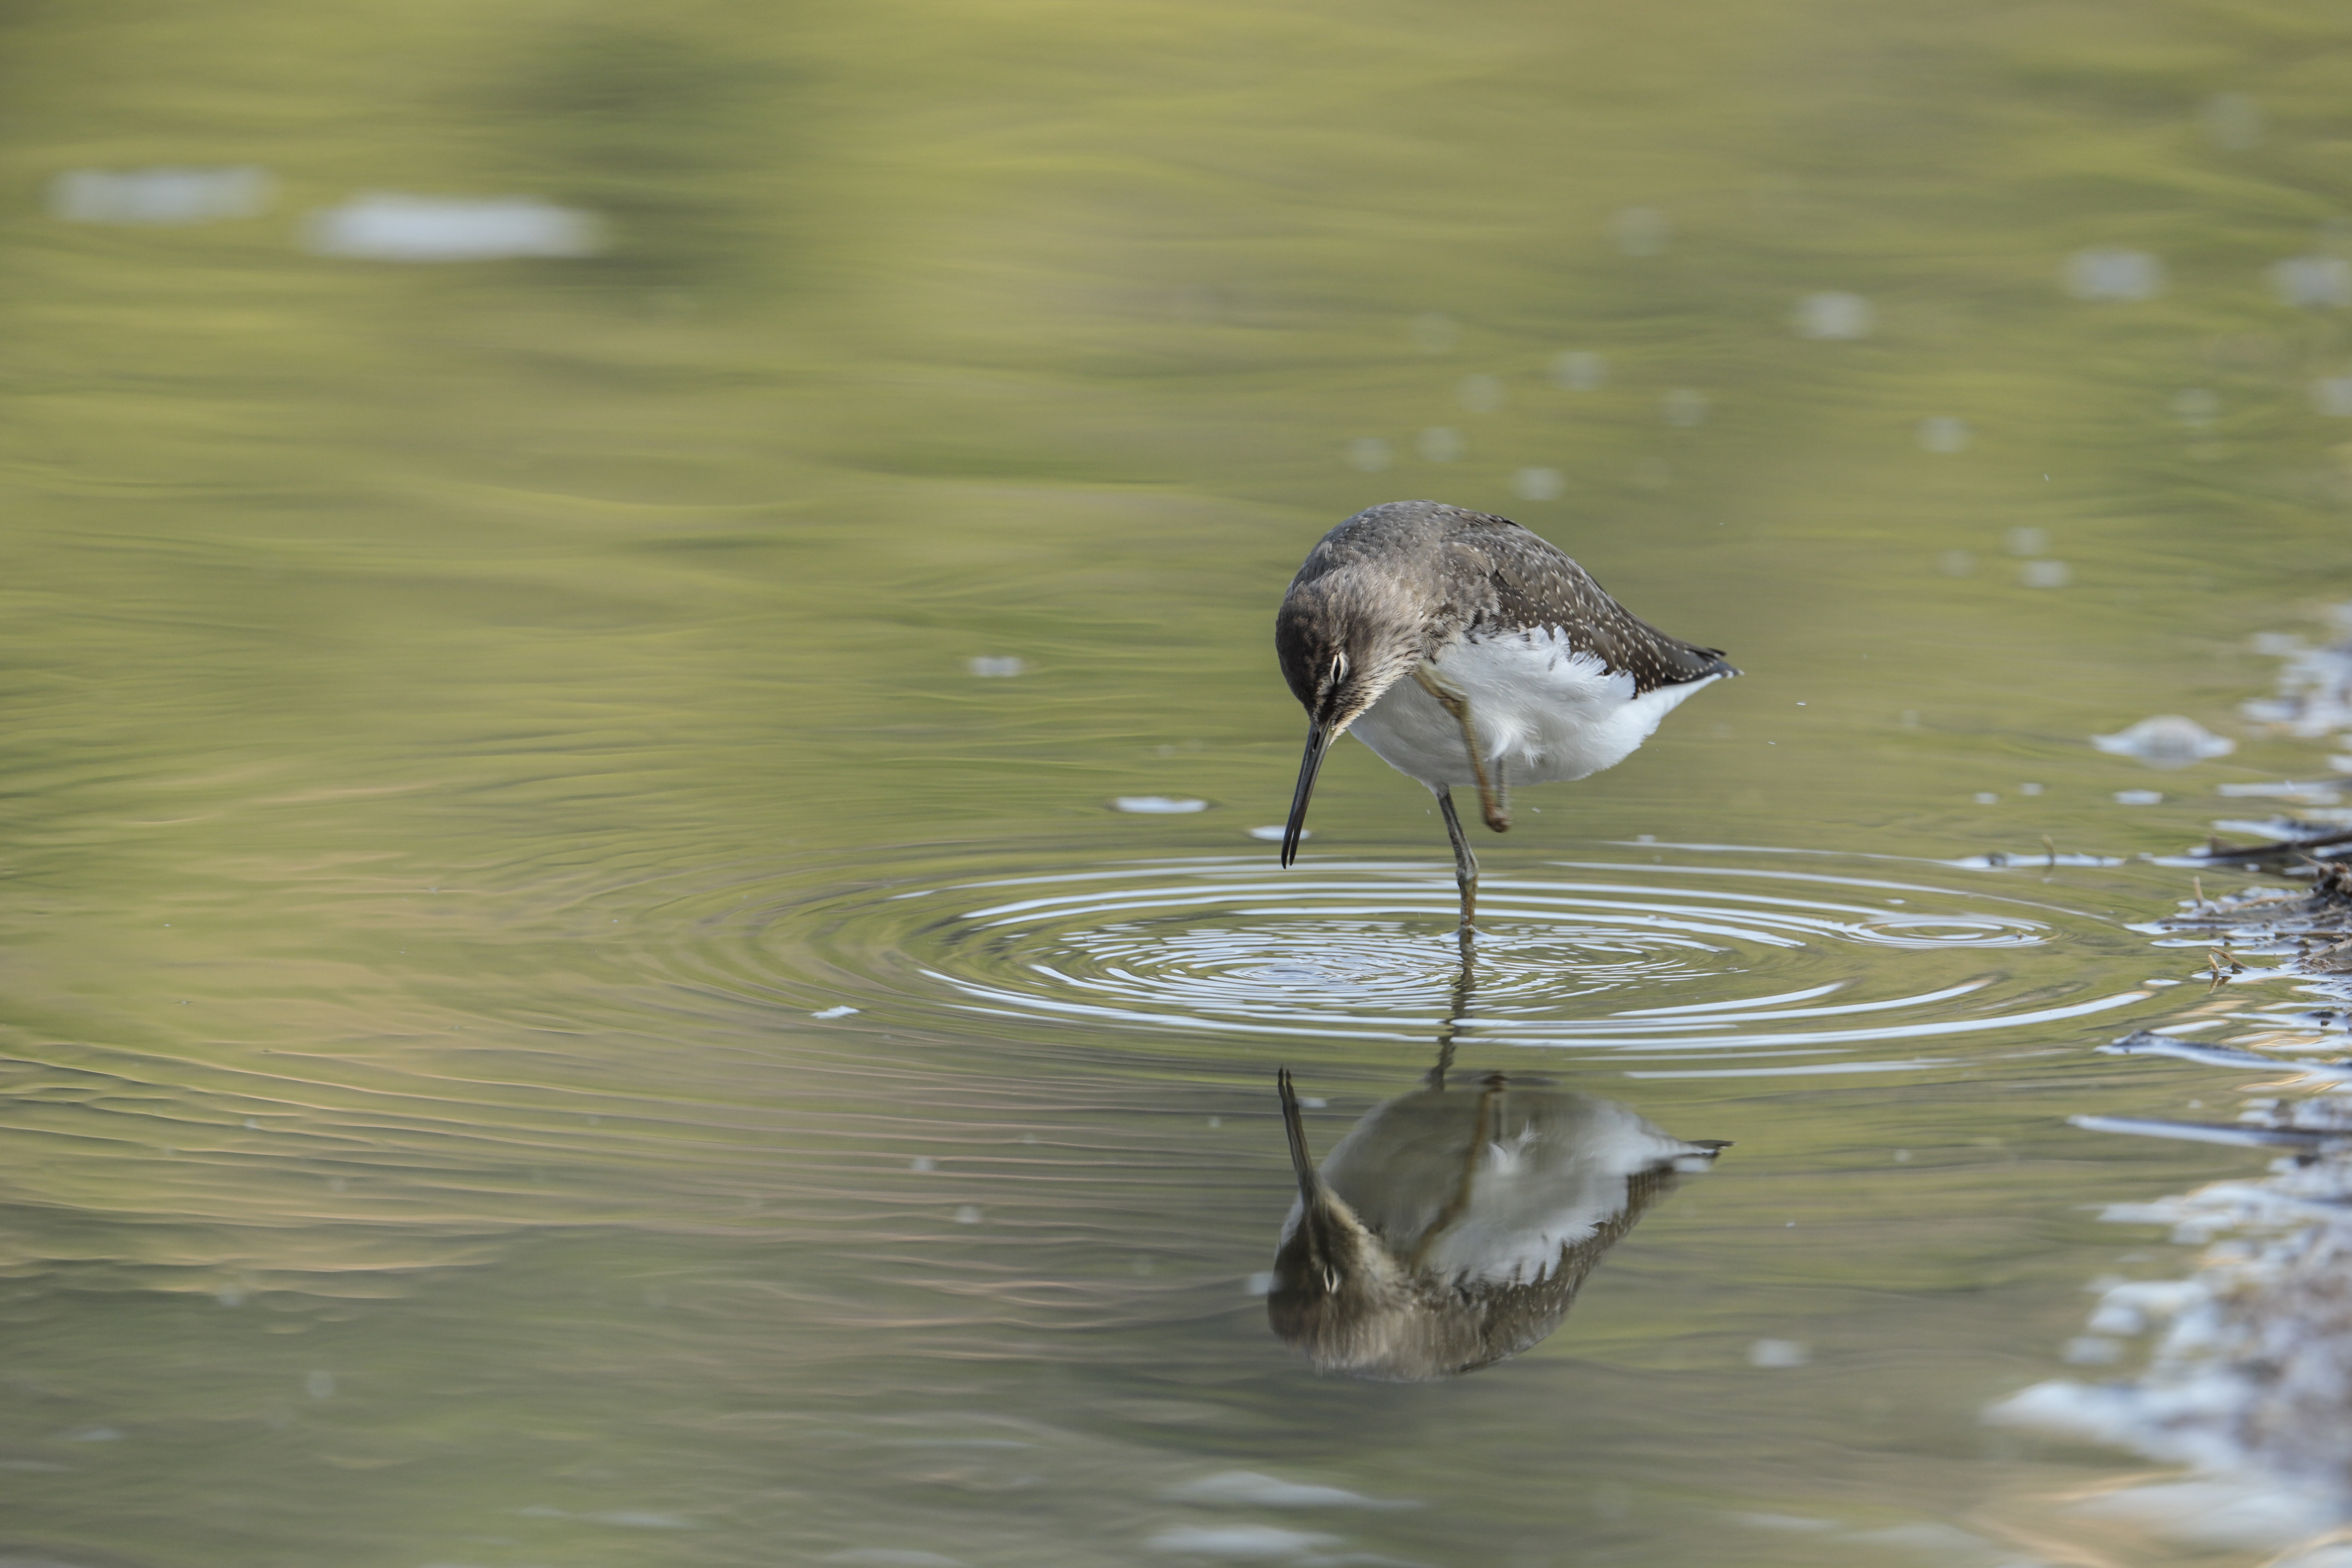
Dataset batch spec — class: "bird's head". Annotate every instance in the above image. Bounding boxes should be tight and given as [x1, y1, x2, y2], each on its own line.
[1267, 1185, 1424, 1377]
[1273, 570, 1425, 866]
[1268, 1067, 1424, 1378]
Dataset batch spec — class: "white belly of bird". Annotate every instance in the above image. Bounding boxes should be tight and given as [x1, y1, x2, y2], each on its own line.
[1345, 629, 1717, 791]
[1296, 1091, 1718, 1289]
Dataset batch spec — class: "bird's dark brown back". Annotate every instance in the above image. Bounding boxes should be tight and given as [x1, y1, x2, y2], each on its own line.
[1438, 509, 1736, 695]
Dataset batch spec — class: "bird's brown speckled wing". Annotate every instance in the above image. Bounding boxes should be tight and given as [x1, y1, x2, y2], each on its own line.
[1440, 511, 1736, 694]
[1462, 1158, 1702, 1368]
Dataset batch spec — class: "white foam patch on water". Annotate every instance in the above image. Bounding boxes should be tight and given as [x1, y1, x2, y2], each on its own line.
[1166, 1471, 1418, 1510]
[1792, 292, 1872, 339]
[2273, 256, 2352, 309]
[1550, 350, 1606, 390]
[2218, 781, 2345, 801]
[2066, 248, 2164, 301]
[1730, 1512, 1837, 1532]
[2242, 619, 2352, 737]
[2092, 715, 2233, 766]
[52, 165, 271, 224]
[305, 194, 603, 261]
[1143, 1524, 1342, 1559]
[1918, 416, 1971, 453]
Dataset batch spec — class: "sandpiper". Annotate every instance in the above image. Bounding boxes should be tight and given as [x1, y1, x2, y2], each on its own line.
[1269, 1067, 1728, 1381]
[1276, 500, 1736, 929]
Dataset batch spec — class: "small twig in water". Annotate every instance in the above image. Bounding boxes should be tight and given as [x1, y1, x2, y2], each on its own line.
[2042, 834, 2057, 870]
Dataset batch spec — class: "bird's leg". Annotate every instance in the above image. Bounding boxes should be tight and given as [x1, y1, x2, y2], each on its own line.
[1427, 931, 1478, 1089]
[1412, 666, 1510, 833]
[1436, 787, 1479, 935]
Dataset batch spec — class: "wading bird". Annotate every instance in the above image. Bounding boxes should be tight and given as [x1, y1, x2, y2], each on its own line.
[1270, 1067, 1727, 1381]
[1276, 500, 1736, 930]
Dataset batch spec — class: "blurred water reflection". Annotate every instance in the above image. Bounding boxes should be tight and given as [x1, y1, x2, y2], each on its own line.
[1548, 350, 1607, 391]
[2270, 256, 2352, 310]
[1416, 426, 1462, 461]
[1456, 373, 1505, 413]
[2204, 92, 2265, 151]
[1609, 206, 1670, 257]
[1513, 465, 1563, 501]
[2066, 248, 2165, 302]
[1792, 291, 1872, 340]
[1270, 1067, 1725, 1381]
[50, 166, 272, 224]
[1918, 415, 1971, 453]
[1660, 388, 1708, 427]
[305, 193, 605, 261]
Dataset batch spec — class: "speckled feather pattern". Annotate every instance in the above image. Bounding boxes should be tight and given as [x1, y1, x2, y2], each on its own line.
[1269, 1077, 1722, 1381]
[1276, 500, 1734, 704]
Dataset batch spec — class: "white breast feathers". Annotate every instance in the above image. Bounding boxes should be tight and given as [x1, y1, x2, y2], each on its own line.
[1346, 628, 1718, 790]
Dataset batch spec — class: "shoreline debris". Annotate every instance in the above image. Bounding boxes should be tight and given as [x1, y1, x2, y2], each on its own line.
[2000, 846, 2352, 1545]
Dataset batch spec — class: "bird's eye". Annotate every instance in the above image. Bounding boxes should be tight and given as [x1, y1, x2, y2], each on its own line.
[1329, 652, 1349, 683]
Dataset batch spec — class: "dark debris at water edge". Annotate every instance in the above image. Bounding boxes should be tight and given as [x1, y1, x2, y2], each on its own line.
[1998, 838, 2352, 1536]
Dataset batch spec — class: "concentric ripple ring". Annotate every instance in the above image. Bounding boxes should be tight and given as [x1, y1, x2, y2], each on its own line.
[666, 850, 2169, 1076]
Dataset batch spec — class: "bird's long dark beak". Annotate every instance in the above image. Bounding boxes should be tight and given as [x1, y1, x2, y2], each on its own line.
[1281, 721, 1332, 869]
[1277, 1068, 1320, 1200]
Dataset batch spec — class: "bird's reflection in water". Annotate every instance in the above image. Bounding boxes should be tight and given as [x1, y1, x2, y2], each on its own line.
[1269, 1057, 1728, 1382]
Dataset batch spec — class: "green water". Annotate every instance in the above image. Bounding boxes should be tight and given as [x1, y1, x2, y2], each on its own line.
[7, 2, 2352, 1563]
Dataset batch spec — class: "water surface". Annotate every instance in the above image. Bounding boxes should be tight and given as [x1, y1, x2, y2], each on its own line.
[6, 2, 2352, 1563]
